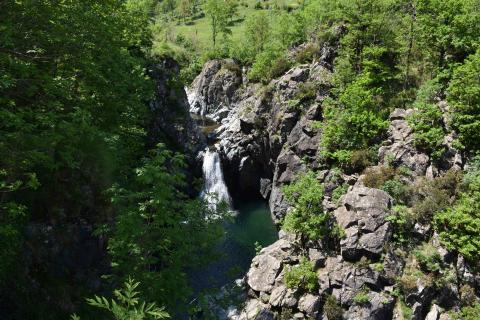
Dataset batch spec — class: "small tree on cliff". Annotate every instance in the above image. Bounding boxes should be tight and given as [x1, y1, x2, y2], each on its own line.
[282, 171, 342, 246]
[204, 0, 233, 47]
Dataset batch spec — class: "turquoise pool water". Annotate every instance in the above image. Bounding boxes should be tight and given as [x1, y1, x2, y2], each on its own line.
[189, 200, 278, 294]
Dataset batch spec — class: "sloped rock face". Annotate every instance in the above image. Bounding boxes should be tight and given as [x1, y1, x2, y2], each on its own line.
[333, 186, 393, 261]
[378, 107, 463, 179]
[233, 188, 399, 319]
[378, 108, 431, 176]
[149, 58, 205, 156]
[188, 59, 243, 122]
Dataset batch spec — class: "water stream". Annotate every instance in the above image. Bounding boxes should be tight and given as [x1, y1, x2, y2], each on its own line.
[200, 148, 232, 209]
[188, 90, 278, 307]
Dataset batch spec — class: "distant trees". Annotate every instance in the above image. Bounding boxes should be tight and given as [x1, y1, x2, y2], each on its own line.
[245, 12, 271, 55]
[204, 0, 235, 47]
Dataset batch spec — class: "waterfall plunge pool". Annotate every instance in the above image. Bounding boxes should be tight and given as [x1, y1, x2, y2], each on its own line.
[188, 199, 278, 296]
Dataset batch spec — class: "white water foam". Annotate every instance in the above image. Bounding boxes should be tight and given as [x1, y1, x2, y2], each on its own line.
[200, 147, 232, 209]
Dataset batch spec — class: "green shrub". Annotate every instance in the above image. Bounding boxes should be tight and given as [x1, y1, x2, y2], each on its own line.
[451, 303, 480, 320]
[409, 103, 446, 161]
[413, 244, 443, 273]
[295, 81, 318, 102]
[269, 56, 292, 79]
[408, 79, 446, 161]
[435, 192, 480, 263]
[411, 169, 462, 223]
[79, 278, 170, 320]
[448, 49, 480, 153]
[362, 166, 396, 189]
[353, 289, 370, 305]
[323, 295, 343, 320]
[382, 179, 408, 204]
[248, 48, 291, 83]
[295, 43, 319, 64]
[284, 258, 318, 292]
[331, 184, 348, 205]
[459, 284, 477, 307]
[349, 148, 376, 172]
[434, 161, 479, 264]
[386, 205, 415, 246]
[282, 172, 329, 241]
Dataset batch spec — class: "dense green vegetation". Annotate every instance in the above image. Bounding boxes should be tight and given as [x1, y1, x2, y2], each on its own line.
[282, 171, 344, 245]
[284, 257, 318, 292]
[2, 0, 480, 318]
[0, 1, 223, 319]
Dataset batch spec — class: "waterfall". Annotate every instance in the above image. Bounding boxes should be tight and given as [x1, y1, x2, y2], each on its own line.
[201, 147, 232, 209]
[186, 86, 206, 116]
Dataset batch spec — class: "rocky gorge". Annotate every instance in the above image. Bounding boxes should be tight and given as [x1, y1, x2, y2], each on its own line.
[183, 43, 479, 319]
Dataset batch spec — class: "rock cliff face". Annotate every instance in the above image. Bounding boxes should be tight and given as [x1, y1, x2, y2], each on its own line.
[188, 57, 332, 221]
[188, 48, 473, 319]
[150, 58, 205, 157]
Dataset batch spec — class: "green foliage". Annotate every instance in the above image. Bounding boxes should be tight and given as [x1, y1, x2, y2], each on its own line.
[451, 303, 480, 320]
[83, 278, 169, 320]
[415, 0, 480, 73]
[386, 205, 415, 246]
[254, 241, 263, 255]
[362, 166, 397, 189]
[382, 179, 408, 204]
[0, 1, 154, 316]
[435, 190, 480, 263]
[282, 172, 330, 241]
[331, 184, 348, 205]
[448, 49, 480, 153]
[248, 45, 291, 83]
[323, 295, 343, 320]
[353, 289, 370, 305]
[321, 72, 390, 166]
[413, 244, 443, 273]
[107, 146, 225, 311]
[244, 12, 271, 56]
[204, 0, 235, 47]
[408, 78, 447, 161]
[435, 159, 480, 264]
[284, 258, 318, 292]
[411, 169, 462, 223]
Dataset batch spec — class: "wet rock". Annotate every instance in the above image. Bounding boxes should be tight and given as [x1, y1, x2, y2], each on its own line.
[188, 59, 242, 121]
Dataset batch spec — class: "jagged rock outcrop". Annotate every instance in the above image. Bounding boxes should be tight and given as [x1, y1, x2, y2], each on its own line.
[333, 186, 393, 261]
[149, 58, 205, 157]
[378, 108, 431, 176]
[187, 59, 242, 122]
[232, 185, 399, 320]
[378, 107, 463, 179]
[189, 56, 331, 219]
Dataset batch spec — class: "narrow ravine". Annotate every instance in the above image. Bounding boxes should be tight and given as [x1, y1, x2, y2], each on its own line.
[187, 92, 278, 316]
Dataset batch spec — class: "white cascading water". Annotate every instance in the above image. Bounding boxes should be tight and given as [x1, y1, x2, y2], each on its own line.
[201, 147, 232, 209]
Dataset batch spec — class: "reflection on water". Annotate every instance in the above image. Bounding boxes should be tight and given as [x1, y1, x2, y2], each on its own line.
[189, 200, 278, 295]
[191, 113, 220, 137]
